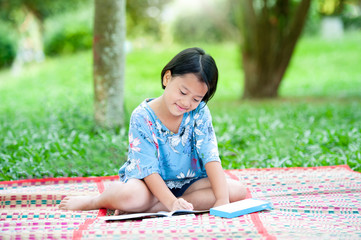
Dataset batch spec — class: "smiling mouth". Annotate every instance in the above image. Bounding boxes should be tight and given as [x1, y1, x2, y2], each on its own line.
[176, 104, 187, 112]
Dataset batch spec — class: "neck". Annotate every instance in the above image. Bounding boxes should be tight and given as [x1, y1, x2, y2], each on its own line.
[148, 96, 183, 133]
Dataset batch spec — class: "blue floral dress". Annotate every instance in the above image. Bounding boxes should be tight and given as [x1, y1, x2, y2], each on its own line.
[118, 99, 221, 189]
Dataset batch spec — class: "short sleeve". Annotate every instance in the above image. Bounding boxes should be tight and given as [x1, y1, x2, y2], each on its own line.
[193, 104, 221, 165]
[120, 111, 160, 181]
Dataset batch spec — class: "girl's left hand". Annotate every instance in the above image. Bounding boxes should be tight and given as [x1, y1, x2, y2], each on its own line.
[171, 198, 194, 211]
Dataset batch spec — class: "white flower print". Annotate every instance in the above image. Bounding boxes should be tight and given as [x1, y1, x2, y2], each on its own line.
[168, 125, 191, 152]
[181, 125, 190, 147]
[129, 133, 141, 152]
[184, 115, 190, 125]
[176, 169, 196, 179]
[126, 158, 140, 172]
[196, 139, 204, 150]
[152, 132, 160, 158]
[155, 121, 166, 136]
[194, 118, 204, 136]
[194, 128, 204, 136]
[169, 135, 181, 153]
[209, 147, 219, 158]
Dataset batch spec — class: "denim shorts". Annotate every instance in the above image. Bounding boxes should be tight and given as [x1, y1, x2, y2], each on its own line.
[169, 177, 204, 197]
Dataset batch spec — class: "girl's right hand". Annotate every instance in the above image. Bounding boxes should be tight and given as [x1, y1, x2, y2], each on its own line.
[171, 198, 194, 211]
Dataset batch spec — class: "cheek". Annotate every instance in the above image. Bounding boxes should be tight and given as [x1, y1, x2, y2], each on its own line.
[164, 88, 176, 99]
[190, 101, 201, 111]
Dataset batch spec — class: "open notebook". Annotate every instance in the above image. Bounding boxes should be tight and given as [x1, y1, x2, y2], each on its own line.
[101, 209, 209, 221]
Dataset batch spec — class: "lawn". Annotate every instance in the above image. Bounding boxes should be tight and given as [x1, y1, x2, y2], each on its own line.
[0, 32, 360, 181]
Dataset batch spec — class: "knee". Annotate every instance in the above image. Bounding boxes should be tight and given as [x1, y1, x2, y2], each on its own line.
[118, 187, 138, 206]
[228, 180, 247, 202]
[118, 182, 149, 208]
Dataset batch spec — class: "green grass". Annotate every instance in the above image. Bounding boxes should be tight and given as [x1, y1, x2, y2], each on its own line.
[212, 100, 361, 170]
[1, 32, 361, 181]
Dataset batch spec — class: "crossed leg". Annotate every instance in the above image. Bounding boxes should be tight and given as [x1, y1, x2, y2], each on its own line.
[59, 177, 247, 213]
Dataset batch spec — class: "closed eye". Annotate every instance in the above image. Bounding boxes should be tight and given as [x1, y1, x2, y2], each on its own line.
[180, 90, 186, 95]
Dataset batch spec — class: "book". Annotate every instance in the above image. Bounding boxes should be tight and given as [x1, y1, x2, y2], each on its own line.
[210, 198, 272, 218]
[101, 209, 209, 221]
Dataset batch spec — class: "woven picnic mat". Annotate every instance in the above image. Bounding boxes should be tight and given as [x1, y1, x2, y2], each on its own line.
[1, 165, 360, 239]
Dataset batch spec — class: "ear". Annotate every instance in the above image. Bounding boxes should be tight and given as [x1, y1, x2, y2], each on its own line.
[162, 70, 172, 87]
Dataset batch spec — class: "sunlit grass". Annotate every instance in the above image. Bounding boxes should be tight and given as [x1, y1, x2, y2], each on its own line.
[281, 31, 361, 97]
[211, 99, 361, 171]
[0, 32, 360, 180]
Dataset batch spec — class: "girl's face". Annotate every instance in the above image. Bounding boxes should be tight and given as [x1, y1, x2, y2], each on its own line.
[162, 71, 208, 117]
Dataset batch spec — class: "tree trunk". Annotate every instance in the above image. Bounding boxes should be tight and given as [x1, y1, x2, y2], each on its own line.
[93, 0, 126, 128]
[11, 5, 45, 75]
[239, 0, 311, 99]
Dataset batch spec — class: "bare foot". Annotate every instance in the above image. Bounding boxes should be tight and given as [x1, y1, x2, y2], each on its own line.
[58, 195, 99, 211]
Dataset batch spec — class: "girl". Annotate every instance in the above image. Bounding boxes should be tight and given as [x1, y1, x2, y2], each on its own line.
[59, 47, 246, 213]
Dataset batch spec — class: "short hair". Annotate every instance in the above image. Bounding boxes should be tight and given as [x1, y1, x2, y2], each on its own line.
[161, 47, 218, 103]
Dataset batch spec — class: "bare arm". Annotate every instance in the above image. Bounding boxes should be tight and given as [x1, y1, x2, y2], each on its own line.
[205, 161, 230, 207]
[144, 173, 193, 211]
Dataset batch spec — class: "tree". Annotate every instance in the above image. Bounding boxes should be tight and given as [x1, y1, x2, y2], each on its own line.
[93, 0, 126, 128]
[237, 0, 311, 99]
[0, 0, 89, 72]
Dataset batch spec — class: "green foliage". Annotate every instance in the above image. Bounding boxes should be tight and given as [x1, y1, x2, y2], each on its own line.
[0, 22, 16, 68]
[44, 5, 93, 56]
[0, 0, 93, 60]
[172, 13, 226, 43]
[0, 32, 360, 180]
[303, 0, 323, 35]
[44, 24, 93, 56]
[0, 0, 91, 23]
[317, 0, 345, 16]
[343, 15, 361, 30]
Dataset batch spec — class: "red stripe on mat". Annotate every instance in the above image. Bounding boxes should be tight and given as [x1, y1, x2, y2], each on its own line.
[0, 175, 119, 185]
[225, 170, 240, 181]
[72, 180, 108, 240]
[250, 212, 276, 240]
[226, 171, 276, 239]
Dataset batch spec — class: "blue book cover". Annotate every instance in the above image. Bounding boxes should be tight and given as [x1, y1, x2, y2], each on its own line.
[210, 198, 272, 218]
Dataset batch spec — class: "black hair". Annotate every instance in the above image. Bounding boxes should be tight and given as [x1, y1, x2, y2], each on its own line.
[161, 47, 218, 103]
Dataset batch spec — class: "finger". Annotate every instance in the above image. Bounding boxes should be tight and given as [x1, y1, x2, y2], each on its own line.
[179, 198, 193, 210]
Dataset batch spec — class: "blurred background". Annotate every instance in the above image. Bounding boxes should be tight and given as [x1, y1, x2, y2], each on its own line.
[0, 0, 360, 180]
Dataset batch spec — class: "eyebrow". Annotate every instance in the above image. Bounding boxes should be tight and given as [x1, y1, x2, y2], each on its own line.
[181, 85, 204, 98]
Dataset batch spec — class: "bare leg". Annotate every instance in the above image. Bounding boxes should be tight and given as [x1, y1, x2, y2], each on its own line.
[58, 179, 158, 212]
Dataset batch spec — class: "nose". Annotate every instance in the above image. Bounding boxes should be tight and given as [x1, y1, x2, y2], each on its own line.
[180, 98, 191, 109]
